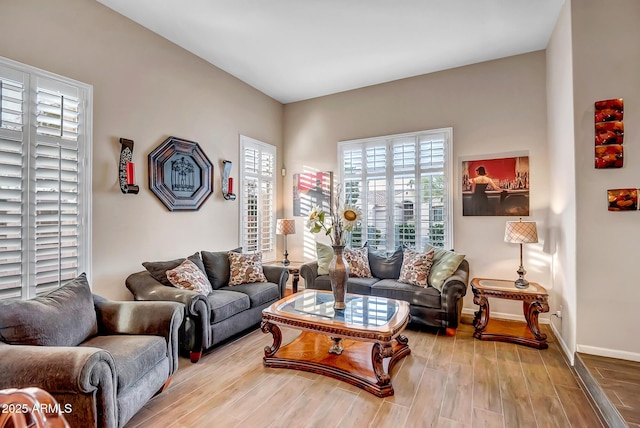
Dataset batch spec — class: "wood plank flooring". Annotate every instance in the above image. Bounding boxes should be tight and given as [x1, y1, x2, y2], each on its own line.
[125, 316, 604, 428]
[577, 352, 640, 428]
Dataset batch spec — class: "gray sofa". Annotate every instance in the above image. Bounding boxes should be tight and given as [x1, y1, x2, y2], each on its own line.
[301, 246, 469, 335]
[126, 250, 289, 363]
[0, 274, 183, 428]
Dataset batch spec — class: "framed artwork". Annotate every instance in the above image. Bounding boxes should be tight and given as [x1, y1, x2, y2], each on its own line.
[607, 189, 638, 211]
[148, 136, 213, 211]
[595, 99, 624, 169]
[293, 171, 332, 217]
[462, 154, 530, 216]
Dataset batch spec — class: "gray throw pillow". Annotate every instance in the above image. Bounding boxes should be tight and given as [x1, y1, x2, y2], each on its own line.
[367, 245, 403, 279]
[0, 273, 98, 346]
[142, 252, 205, 287]
[201, 247, 242, 289]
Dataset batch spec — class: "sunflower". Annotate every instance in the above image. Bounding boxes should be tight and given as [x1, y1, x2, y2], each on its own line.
[339, 204, 362, 231]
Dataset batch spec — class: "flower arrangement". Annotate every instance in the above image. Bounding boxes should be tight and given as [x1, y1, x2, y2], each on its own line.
[306, 186, 362, 246]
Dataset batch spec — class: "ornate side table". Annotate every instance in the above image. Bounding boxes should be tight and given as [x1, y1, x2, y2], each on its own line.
[471, 278, 549, 349]
[264, 261, 303, 293]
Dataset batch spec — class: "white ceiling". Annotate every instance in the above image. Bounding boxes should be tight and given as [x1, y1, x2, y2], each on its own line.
[97, 0, 564, 104]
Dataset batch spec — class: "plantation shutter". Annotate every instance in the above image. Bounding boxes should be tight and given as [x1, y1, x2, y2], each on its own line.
[0, 65, 27, 299]
[239, 135, 276, 261]
[340, 128, 452, 252]
[0, 56, 91, 300]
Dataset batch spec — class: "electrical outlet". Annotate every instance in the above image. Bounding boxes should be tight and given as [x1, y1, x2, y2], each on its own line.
[554, 310, 562, 318]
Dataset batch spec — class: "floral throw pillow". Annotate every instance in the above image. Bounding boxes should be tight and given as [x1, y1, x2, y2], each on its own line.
[228, 252, 268, 286]
[344, 246, 372, 278]
[166, 259, 213, 295]
[398, 248, 435, 288]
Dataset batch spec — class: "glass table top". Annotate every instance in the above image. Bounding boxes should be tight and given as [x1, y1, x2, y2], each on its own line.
[274, 290, 401, 328]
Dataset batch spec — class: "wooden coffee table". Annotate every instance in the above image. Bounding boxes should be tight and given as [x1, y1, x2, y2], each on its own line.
[261, 290, 411, 397]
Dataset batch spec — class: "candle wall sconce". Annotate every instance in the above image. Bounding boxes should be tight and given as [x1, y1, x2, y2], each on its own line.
[222, 160, 236, 200]
[119, 138, 139, 194]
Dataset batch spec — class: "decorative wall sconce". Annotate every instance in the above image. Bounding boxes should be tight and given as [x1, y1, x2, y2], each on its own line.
[222, 160, 236, 200]
[119, 138, 139, 194]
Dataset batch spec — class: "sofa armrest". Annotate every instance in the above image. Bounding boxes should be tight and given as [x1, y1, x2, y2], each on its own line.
[0, 343, 116, 395]
[263, 265, 289, 298]
[300, 261, 319, 289]
[439, 259, 470, 327]
[93, 297, 183, 375]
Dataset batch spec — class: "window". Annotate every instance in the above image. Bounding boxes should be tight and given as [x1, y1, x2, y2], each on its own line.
[339, 128, 452, 252]
[0, 56, 92, 300]
[239, 135, 276, 261]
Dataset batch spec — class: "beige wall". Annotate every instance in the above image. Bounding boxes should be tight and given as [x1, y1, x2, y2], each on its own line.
[0, 0, 283, 300]
[571, 0, 640, 358]
[283, 52, 552, 319]
[546, 0, 578, 359]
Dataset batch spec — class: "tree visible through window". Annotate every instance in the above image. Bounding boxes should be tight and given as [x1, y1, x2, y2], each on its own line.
[339, 129, 452, 252]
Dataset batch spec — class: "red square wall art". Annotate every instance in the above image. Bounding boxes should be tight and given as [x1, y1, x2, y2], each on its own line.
[594, 98, 624, 169]
[607, 188, 638, 211]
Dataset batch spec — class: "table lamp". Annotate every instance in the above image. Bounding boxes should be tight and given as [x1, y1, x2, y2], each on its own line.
[276, 219, 296, 266]
[504, 219, 538, 289]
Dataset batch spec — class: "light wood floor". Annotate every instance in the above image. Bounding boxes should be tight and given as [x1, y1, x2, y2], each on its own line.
[577, 352, 640, 427]
[125, 317, 604, 428]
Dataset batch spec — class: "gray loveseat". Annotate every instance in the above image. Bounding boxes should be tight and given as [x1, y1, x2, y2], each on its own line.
[126, 250, 288, 363]
[301, 245, 469, 335]
[0, 274, 183, 428]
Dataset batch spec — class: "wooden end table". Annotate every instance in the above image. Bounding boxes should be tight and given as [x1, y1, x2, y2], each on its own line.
[471, 278, 549, 349]
[261, 290, 411, 397]
[264, 261, 303, 293]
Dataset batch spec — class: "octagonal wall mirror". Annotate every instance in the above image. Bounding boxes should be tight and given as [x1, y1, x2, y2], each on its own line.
[148, 136, 213, 211]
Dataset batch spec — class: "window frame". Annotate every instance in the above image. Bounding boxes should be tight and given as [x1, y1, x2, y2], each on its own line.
[0, 55, 92, 300]
[238, 135, 276, 262]
[338, 128, 453, 252]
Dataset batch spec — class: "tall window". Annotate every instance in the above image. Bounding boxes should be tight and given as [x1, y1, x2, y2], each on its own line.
[0, 56, 92, 300]
[239, 135, 276, 261]
[339, 128, 453, 252]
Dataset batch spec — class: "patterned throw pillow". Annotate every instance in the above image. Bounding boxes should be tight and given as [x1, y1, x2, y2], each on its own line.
[344, 246, 372, 278]
[166, 259, 213, 295]
[398, 248, 435, 287]
[228, 252, 268, 286]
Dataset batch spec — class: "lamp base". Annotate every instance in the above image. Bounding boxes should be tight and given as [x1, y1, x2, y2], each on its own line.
[282, 250, 290, 266]
[514, 265, 529, 289]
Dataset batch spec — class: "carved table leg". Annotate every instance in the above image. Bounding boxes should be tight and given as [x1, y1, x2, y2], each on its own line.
[371, 342, 394, 386]
[261, 321, 282, 358]
[473, 294, 489, 338]
[523, 301, 549, 341]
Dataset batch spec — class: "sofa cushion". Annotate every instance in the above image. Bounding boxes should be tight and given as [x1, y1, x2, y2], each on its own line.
[316, 242, 333, 275]
[142, 252, 205, 287]
[428, 247, 466, 292]
[398, 248, 435, 287]
[206, 290, 250, 323]
[218, 282, 279, 307]
[81, 335, 166, 391]
[0, 273, 98, 346]
[166, 259, 213, 295]
[228, 252, 267, 285]
[368, 245, 403, 279]
[371, 279, 442, 309]
[201, 248, 242, 289]
[344, 246, 372, 278]
[314, 275, 377, 295]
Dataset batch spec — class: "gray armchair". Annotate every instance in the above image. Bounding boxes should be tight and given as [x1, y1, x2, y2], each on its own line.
[0, 274, 183, 428]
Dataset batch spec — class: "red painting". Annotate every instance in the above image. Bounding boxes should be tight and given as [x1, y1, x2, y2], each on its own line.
[595, 145, 623, 169]
[595, 98, 623, 123]
[595, 121, 624, 145]
[608, 189, 638, 211]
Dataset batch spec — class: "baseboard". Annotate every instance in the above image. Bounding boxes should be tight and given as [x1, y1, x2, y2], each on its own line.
[461, 308, 551, 324]
[574, 353, 627, 428]
[550, 322, 574, 365]
[577, 344, 640, 363]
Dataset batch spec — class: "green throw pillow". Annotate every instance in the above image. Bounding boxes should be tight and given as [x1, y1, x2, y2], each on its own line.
[427, 246, 465, 292]
[316, 242, 333, 275]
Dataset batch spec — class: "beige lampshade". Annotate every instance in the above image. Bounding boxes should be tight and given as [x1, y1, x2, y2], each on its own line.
[276, 219, 296, 235]
[504, 220, 538, 244]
